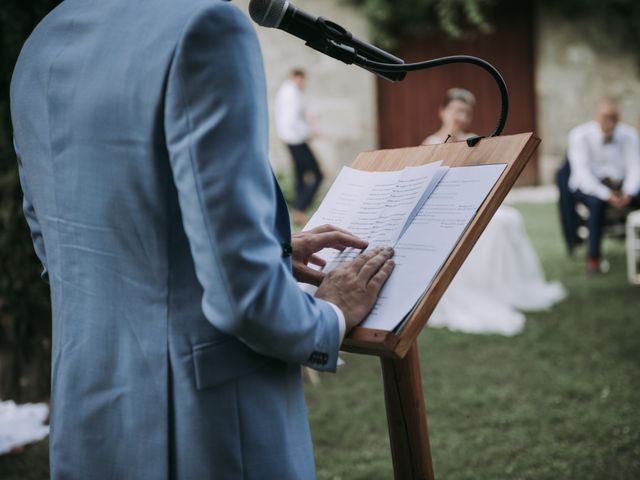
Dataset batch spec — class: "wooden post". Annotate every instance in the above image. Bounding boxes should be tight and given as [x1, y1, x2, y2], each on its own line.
[380, 341, 435, 480]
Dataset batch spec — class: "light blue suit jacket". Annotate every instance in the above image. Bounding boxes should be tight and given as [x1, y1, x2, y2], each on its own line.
[10, 0, 340, 478]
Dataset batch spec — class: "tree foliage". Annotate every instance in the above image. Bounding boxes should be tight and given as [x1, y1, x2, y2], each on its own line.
[346, 0, 495, 48]
[544, 0, 640, 58]
[347, 0, 640, 64]
[0, 0, 62, 401]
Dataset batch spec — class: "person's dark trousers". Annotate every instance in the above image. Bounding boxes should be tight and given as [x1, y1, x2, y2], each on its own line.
[556, 159, 580, 254]
[287, 142, 323, 211]
[573, 188, 640, 259]
[573, 190, 607, 259]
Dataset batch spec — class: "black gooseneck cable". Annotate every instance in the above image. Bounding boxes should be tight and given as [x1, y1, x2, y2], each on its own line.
[311, 16, 510, 145]
[355, 54, 509, 146]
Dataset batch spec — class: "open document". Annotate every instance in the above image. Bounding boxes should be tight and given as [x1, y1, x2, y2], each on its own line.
[302, 162, 507, 332]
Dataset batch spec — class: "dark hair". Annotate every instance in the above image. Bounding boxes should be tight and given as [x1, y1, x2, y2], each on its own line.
[442, 88, 475, 108]
[291, 68, 306, 78]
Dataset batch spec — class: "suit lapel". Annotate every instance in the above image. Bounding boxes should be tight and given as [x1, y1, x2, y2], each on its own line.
[272, 174, 293, 270]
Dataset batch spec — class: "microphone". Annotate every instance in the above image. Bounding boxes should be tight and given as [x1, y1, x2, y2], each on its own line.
[248, 0, 406, 82]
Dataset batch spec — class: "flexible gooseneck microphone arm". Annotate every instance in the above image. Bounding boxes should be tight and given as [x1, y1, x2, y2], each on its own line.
[355, 55, 509, 143]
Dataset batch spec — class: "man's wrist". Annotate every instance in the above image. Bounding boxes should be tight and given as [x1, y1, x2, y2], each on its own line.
[326, 302, 346, 345]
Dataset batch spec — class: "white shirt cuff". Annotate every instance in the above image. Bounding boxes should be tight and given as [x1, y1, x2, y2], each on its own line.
[327, 302, 346, 345]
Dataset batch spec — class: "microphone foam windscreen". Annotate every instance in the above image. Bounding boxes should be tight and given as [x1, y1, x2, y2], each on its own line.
[249, 0, 289, 28]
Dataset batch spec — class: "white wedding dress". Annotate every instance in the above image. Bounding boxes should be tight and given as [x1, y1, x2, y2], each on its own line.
[422, 134, 565, 336]
[428, 205, 566, 336]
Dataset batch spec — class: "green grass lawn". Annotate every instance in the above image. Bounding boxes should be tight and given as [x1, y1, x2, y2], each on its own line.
[2, 202, 639, 479]
[307, 203, 640, 480]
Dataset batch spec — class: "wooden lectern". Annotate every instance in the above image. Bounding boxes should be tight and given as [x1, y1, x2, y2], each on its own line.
[339, 133, 540, 479]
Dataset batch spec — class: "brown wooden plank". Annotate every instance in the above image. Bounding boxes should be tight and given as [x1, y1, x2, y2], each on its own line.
[340, 328, 401, 359]
[380, 342, 435, 479]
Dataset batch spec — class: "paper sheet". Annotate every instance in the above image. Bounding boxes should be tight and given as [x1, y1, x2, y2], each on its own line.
[361, 164, 507, 330]
[300, 162, 506, 333]
[306, 163, 446, 271]
[368, 163, 448, 248]
[302, 166, 404, 268]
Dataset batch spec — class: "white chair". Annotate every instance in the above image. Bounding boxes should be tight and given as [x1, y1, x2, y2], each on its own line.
[626, 210, 640, 285]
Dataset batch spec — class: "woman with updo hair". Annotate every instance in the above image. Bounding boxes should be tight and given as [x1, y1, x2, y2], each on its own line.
[423, 88, 566, 336]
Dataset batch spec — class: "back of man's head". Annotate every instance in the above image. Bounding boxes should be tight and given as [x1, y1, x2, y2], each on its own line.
[291, 68, 306, 79]
[290, 68, 306, 89]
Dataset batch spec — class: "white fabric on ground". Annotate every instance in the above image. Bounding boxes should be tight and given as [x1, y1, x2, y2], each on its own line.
[429, 205, 566, 336]
[0, 400, 49, 454]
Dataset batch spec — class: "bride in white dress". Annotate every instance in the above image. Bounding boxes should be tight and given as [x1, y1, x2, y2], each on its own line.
[423, 88, 565, 336]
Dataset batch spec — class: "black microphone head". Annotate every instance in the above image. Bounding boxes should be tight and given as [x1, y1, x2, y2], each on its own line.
[249, 0, 289, 28]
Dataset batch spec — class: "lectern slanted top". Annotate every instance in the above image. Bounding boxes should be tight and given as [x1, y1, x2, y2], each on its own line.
[341, 132, 541, 360]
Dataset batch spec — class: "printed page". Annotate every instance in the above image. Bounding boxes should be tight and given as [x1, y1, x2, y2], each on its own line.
[302, 166, 404, 267]
[361, 164, 507, 331]
[323, 162, 446, 270]
[368, 163, 448, 248]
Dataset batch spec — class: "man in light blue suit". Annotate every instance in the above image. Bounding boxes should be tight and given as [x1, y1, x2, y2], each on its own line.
[10, 0, 395, 478]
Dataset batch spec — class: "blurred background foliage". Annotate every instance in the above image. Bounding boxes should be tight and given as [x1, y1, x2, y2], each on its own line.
[347, 0, 640, 63]
[346, 0, 495, 47]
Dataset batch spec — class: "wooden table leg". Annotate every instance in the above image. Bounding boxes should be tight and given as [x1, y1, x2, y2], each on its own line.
[380, 341, 435, 480]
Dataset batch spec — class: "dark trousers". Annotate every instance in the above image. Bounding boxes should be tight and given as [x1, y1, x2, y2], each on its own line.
[286, 143, 323, 211]
[573, 188, 640, 259]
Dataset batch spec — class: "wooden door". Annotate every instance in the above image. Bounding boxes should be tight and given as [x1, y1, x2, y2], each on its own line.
[377, 1, 538, 184]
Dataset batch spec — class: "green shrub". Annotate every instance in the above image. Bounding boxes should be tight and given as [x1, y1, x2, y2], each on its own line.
[347, 0, 640, 65]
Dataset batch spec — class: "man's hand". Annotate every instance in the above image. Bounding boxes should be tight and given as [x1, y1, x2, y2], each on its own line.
[291, 224, 368, 286]
[608, 191, 631, 209]
[618, 194, 631, 209]
[608, 191, 622, 209]
[315, 247, 395, 333]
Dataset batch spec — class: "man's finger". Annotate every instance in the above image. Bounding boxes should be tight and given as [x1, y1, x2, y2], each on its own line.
[298, 267, 325, 287]
[358, 248, 394, 282]
[309, 225, 368, 248]
[350, 247, 383, 271]
[309, 254, 326, 267]
[309, 224, 352, 235]
[310, 231, 368, 252]
[367, 259, 395, 293]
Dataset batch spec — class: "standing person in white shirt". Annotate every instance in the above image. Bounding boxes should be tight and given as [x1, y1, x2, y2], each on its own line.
[568, 98, 640, 273]
[275, 69, 324, 225]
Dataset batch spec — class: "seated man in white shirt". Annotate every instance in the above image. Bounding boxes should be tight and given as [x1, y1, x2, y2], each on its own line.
[568, 98, 640, 273]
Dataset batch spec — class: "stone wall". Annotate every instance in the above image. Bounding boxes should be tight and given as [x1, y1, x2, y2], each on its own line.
[535, 10, 640, 184]
[235, 0, 377, 178]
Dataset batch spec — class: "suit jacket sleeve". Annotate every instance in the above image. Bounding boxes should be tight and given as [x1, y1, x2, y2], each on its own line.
[163, 4, 340, 371]
[15, 138, 49, 284]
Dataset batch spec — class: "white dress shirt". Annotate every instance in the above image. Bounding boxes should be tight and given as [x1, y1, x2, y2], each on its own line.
[328, 302, 346, 344]
[274, 79, 311, 145]
[568, 121, 640, 200]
